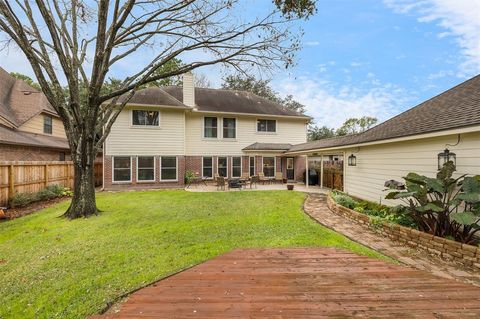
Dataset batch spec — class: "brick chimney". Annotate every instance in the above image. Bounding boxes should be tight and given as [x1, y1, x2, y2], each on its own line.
[182, 72, 195, 107]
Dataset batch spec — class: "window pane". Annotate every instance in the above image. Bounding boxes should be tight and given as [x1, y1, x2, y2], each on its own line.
[232, 157, 241, 177]
[161, 168, 177, 180]
[132, 110, 159, 126]
[267, 120, 276, 132]
[161, 157, 177, 180]
[44, 115, 52, 134]
[161, 157, 176, 168]
[204, 117, 217, 138]
[232, 157, 241, 167]
[223, 118, 236, 138]
[138, 169, 154, 181]
[114, 157, 130, 169]
[257, 120, 266, 132]
[203, 157, 213, 178]
[114, 169, 131, 181]
[263, 157, 275, 177]
[249, 157, 255, 176]
[218, 157, 227, 177]
[138, 157, 154, 168]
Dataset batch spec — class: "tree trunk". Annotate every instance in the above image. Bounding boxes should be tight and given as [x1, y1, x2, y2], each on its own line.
[63, 144, 99, 219]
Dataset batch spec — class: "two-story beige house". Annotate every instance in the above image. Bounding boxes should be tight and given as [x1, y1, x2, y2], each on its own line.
[104, 73, 311, 189]
[0, 67, 69, 161]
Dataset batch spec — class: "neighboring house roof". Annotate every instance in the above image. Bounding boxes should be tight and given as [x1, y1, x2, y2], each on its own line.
[0, 67, 69, 150]
[243, 142, 293, 151]
[116, 87, 188, 109]
[288, 75, 480, 153]
[0, 67, 57, 127]
[0, 125, 69, 150]
[162, 86, 309, 118]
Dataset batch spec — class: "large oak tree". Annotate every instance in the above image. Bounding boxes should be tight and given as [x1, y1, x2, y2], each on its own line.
[0, 0, 315, 218]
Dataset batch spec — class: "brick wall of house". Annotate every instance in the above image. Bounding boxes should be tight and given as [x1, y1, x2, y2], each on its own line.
[276, 156, 282, 174]
[242, 156, 249, 175]
[185, 156, 202, 175]
[104, 155, 185, 190]
[0, 144, 69, 161]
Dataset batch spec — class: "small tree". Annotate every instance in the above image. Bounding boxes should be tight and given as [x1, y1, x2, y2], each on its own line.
[386, 162, 480, 244]
[336, 116, 377, 136]
[307, 125, 335, 141]
[0, 0, 315, 219]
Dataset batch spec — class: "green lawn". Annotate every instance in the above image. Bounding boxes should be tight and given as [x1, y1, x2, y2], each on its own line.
[0, 190, 386, 318]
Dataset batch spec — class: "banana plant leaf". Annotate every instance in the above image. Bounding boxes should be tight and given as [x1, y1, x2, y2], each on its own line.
[416, 202, 444, 213]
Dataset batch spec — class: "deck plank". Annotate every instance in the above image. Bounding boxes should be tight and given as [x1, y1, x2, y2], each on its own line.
[95, 248, 480, 318]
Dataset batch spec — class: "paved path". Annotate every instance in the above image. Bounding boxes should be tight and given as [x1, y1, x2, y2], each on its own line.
[304, 193, 480, 286]
[94, 248, 480, 318]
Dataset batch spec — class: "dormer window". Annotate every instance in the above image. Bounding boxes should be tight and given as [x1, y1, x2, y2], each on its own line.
[257, 119, 276, 133]
[43, 115, 52, 134]
[132, 110, 159, 126]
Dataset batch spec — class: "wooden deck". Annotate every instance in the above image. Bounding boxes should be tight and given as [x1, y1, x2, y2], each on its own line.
[97, 248, 480, 318]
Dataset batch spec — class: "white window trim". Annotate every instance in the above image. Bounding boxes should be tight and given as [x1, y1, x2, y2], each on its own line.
[222, 117, 237, 139]
[255, 119, 277, 134]
[249, 156, 256, 177]
[217, 156, 228, 178]
[202, 156, 214, 179]
[160, 156, 178, 182]
[202, 116, 219, 139]
[112, 156, 132, 183]
[231, 156, 242, 178]
[136, 156, 156, 183]
[130, 109, 161, 128]
[262, 156, 276, 178]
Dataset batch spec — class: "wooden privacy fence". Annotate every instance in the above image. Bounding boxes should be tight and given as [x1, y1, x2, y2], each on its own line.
[0, 161, 103, 207]
[322, 161, 344, 191]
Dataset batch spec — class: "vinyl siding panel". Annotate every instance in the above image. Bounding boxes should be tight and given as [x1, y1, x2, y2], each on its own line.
[106, 107, 185, 156]
[343, 131, 480, 205]
[19, 114, 66, 138]
[185, 113, 307, 156]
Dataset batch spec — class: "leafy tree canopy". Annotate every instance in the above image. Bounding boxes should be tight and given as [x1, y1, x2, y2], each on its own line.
[10, 72, 41, 90]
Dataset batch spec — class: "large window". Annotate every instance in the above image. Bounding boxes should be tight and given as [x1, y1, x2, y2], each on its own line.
[249, 156, 255, 177]
[161, 157, 177, 181]
[257, 119, 276, 133]
[43, 115, 52, 134]
[232, 157, 241, 178]
[132, 110, 159, 126]
[204, 117, 218, 138]
[113, 157, 131, 182]
[217, 157, 227, 177]
[263, 157, 275, 177]
[137, 156, 155, 182]
[223, 118, 236, 138]
[202, 157, 213, 179]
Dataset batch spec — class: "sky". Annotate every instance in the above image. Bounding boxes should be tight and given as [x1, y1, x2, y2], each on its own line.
[0, 0, 479, 128]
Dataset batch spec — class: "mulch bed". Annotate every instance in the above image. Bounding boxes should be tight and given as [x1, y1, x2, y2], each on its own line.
[1, 197, 70, 221]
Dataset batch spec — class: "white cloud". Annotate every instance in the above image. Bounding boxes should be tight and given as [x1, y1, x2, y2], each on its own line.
[384, 0, 480, 77]
[304, 41, 320, 46]
[275, 75, 413, 128]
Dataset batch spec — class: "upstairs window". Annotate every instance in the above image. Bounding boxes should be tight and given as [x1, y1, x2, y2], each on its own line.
[43, 115, 52, 134]
[257, 119, 276, 133]
[204, 117, 218, 138]
[223, 118, 236, 139]
[132, 110, 159, 126]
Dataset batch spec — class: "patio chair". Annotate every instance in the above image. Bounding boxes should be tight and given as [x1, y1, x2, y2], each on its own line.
[241, 172, 250, 180]
[274, 172, 284, 184]
[250, 175, 259, 189]
[258, 172, 270, 185]
[216, 176, 226, 191]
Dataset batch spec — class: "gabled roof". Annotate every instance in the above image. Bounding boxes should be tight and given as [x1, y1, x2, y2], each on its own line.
[288, 75, 480, 153]
[0, 67, 57, 127]
[243, 142, 293, 151]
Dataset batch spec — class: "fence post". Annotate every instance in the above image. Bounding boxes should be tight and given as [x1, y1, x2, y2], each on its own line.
[8, 165, 14, 200]
[44, 164, 49, 187]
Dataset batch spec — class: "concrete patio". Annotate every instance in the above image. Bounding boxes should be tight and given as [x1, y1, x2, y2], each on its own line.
[185, 182, 329, 194]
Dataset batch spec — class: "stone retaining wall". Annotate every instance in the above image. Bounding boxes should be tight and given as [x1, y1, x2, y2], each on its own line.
[326, 194, 480, 270]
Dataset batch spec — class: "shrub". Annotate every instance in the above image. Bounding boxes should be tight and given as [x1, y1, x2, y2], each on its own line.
[184, 170, 196, 185]
[334, 194, 358, 209]
[9, 192, 36, 208]
[386, 162, 480, 244]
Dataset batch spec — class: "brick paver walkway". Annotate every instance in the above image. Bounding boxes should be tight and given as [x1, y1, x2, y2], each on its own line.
[304, 193, 480, 286]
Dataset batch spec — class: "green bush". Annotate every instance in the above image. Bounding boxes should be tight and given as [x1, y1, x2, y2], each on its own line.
[333, 194, 358, 209]
[9, 192, 36, 208]
[184, 170, 196, 185]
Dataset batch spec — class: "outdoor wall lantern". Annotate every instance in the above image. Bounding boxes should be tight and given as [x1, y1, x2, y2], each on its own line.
[347, 154, 357, 166]
[437, 148, 456, 170]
